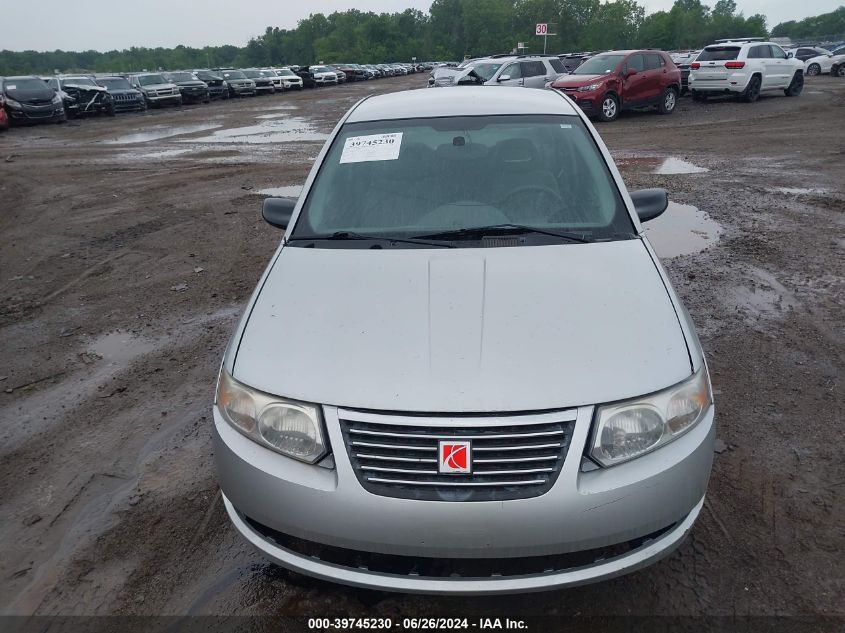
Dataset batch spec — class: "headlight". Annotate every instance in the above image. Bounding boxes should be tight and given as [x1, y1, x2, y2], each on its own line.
[578, 83, 602, 92]
[216, 369, 327, 463]
[5, 97, 22, 109]
[590, 365, 711, 467]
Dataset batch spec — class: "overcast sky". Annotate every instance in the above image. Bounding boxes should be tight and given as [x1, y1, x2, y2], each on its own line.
[5, 0, 841, 52]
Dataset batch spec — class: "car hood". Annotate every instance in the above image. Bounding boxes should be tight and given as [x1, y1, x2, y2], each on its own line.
[4, 87, 55, 102]
[140, 83, 177, 90]
[552, 74, 608, 88]
[233, 240, 692, 412]
[175, 80, 207, 87]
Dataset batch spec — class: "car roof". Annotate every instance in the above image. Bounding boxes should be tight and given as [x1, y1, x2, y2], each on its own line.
[347, 87, 578, 123]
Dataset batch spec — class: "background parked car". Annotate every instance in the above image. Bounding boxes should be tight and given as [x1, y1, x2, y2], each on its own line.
[127, 73, 182, 107]
[218, 70, 256, 97]
[44, 75, 114, 118]
[295, 67, 317, 88]
[258, 69, 285, 90]
[786, 46, 831, 62]
[193, 70, 229, 100]
[308, 65, 339, 86]
[241, 69, 275, 94]
[327, 65, 347, 82]
[163, 71, 210, 104]
[0, 76, 65, 125]
[671, 51, 700, 95]
[803, 52, 845, 76]
[689, 39, 804, 102]
[96, 76, 146, 112]
[551, 50, 681, 121]
[272, 67, 303, 90]
[0, 95, 9, 131]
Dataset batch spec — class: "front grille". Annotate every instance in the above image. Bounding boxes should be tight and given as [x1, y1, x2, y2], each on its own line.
[340, 409, 576, 502]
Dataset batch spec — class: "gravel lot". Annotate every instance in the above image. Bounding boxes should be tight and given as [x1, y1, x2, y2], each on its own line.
[0, 74, 842, 620]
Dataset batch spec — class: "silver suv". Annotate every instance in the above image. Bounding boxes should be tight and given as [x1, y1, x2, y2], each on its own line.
[432, 55, 567, 88]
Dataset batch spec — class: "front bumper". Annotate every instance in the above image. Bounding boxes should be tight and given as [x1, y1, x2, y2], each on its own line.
[179, 88, 209, 102]
[214, 403, 714, 593]
[7, 104, 65, 123]
[144, 93, 181, 104]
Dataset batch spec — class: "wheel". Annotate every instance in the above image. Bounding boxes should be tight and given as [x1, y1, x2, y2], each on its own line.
[658, 87, 678, 114]
[805, 63, 821, 77]
[834, 65, 845, 78]
[691, 90, 707, 102]
[175, 98, 183, 107]
[598, 94, 619, 122]
[784, 72, 804, 96]
[741, 75, 761, 102]
[106, 104, 116, 117]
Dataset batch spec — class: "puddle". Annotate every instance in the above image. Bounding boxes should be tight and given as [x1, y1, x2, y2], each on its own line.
[186, 117, 328, 144]
[101, 123, 222, 145]
[772, 187, 822, 195]
[90, 331, 157, 366]
[643, 201, 721, 258]
[255, 185, 303, 197]
[654, 157, 708, 175]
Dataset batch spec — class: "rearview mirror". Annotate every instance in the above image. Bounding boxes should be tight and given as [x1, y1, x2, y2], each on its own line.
[262, 197, 297, 229]
[630, 188, 668, 222]
[497, 74, 511, 82]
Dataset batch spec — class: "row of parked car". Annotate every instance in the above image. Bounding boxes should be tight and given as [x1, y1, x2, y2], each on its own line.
[0, 62, 430, 130]
[428, 38, 842, 122]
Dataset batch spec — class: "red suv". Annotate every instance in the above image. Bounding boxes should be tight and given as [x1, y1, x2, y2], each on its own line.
[551, 50, 681, 122]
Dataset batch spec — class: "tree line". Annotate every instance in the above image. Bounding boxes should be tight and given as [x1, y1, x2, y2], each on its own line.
[1, 1, 842, 76]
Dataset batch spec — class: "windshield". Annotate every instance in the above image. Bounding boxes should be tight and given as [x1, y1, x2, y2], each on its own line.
[697, 46, 740, 61]
[196, 72, 221, 81]
[4, 78, 49, 93]
[98, 78, 131, 90]
[471, 63, 502, 81]
[222, 71, 246, 80]
[278, 69, 296, 77]
[242, 70, 262, 78]
[65, 76, 97, 86]
[573, 55, 625, 75]
[289, 115, 633, 247]
[167, 72, 194, 82]
[138, 74, 167, 85]
[311, 66, 331, 73]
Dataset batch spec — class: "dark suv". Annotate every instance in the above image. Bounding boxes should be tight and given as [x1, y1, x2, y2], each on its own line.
[551, 50, 681, 122]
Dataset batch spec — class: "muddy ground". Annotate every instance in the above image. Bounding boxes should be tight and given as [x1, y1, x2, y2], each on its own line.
[0, 74, 843, 622]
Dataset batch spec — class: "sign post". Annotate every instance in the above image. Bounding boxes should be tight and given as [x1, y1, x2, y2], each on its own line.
[536, 23, 548, 54]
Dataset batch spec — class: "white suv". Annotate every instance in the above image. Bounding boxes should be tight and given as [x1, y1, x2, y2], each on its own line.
[689, 38, 804, 102]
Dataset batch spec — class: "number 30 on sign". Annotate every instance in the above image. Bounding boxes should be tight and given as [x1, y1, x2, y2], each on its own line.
[536, 23, 548, 35]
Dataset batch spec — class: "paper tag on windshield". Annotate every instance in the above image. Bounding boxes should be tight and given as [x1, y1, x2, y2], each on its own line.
[6, 85, 16, 90]
[340, 133, 403, 164]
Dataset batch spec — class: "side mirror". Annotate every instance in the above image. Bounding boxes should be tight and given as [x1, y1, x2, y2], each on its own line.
[630, 188, 668, 222]
[626, 68, 638, 77]
[497, 74, 511, 82]
[262, 197, 297, 229]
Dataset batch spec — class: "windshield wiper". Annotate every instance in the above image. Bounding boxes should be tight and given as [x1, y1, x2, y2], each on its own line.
[288, 231, 454, 248]
[412, 224, 594, 243]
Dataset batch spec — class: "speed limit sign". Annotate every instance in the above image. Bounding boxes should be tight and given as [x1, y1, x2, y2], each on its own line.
[536, 23, 548, 35]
